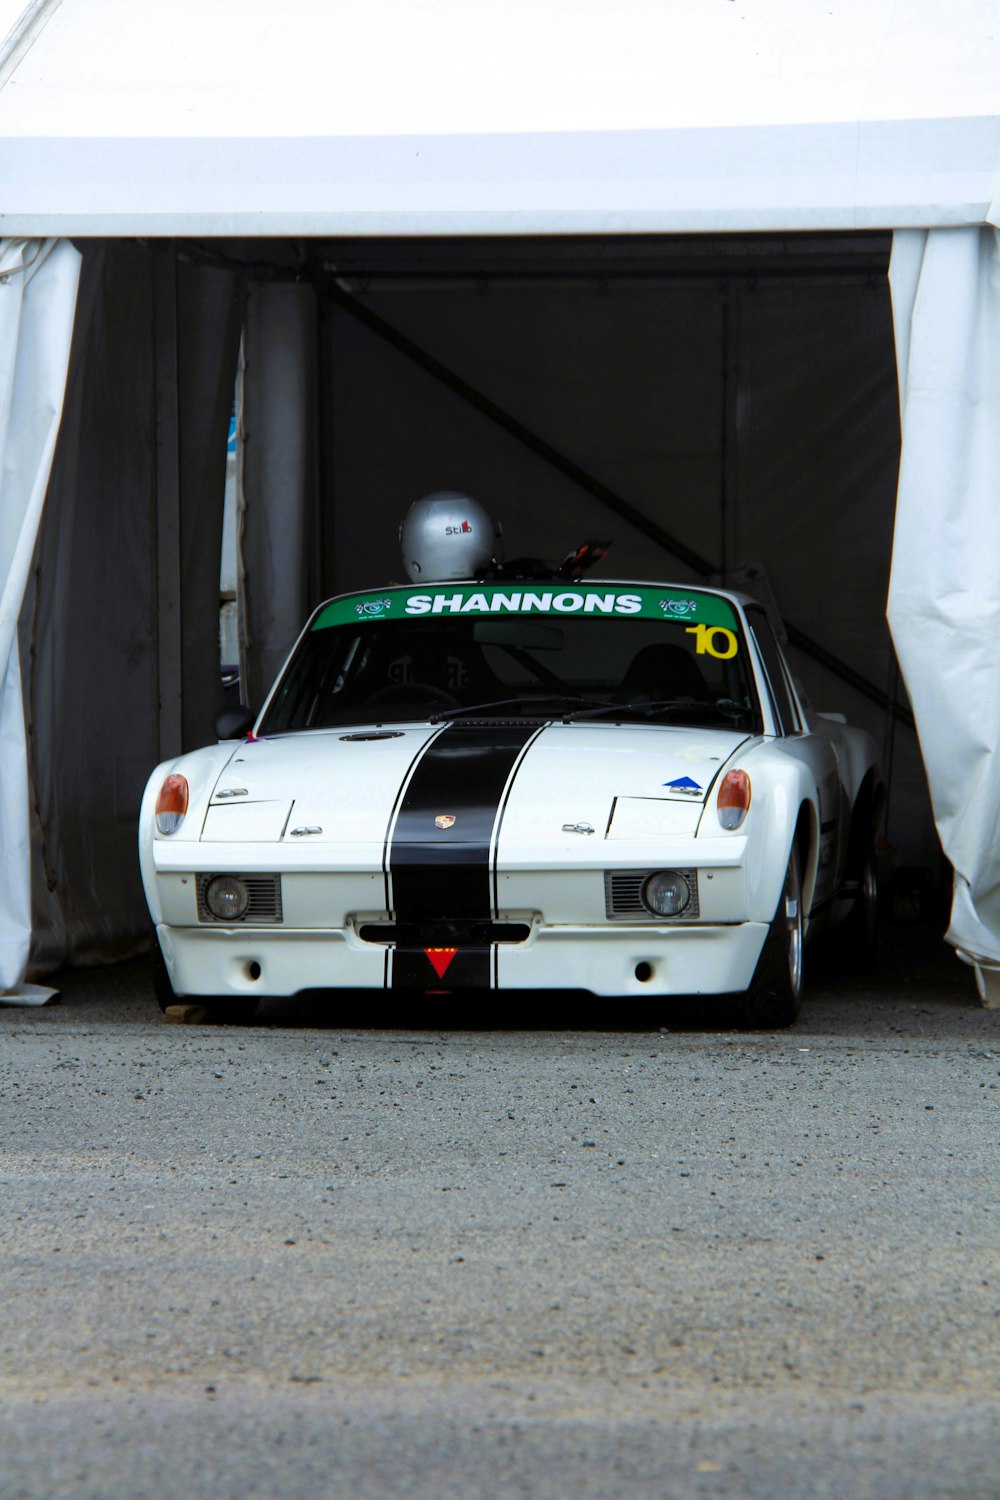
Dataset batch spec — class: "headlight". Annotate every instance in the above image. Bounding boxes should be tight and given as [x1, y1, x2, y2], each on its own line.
[204, 875, 250, 921]
[717, 769, 751, 830]
[642, 870, 691, 917]
[155, 774, 189, 835]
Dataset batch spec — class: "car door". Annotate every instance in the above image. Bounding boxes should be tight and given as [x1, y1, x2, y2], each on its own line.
[744, 606, 844, 912]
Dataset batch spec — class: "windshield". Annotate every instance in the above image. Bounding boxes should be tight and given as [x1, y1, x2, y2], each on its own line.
[259, 584, 762, 735]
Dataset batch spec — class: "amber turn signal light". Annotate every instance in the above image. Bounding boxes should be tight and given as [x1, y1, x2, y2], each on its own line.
[155, 773, 189, 835]
[717, 769, 751, 830]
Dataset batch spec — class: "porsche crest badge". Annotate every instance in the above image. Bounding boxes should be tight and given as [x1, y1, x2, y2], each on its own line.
[434, 814, 457, 830]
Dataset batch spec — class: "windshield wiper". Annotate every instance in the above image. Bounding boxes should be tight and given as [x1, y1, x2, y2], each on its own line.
[429, 694, 623, 723]
[561, 697, 742, 724]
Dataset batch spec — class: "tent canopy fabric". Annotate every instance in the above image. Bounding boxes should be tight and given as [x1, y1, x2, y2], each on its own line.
[887, 226, 1000, 993]
[0, 1, 998, 235]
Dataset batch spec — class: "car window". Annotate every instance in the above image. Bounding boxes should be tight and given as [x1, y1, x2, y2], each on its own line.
[745, 607, 800, 735]
[261, 584, 765, 734]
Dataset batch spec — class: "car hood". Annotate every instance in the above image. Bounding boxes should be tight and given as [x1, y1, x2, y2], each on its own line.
[200, 726, 438, 843]
[199, 721, 752, 844]
[499, 722, 751, 846]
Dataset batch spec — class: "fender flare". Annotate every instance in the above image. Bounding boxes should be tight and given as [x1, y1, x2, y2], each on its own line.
[734, 756, 821, 925]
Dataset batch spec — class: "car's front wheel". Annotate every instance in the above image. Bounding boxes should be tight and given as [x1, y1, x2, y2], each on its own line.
[151, 929, 178, 1014]
[732, 843, 804, 1028]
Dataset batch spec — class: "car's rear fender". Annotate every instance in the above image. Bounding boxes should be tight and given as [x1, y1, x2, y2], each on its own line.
[844, 768, 886, 879]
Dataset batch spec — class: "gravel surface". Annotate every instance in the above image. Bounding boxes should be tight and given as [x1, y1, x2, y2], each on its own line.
[1, 929, 997, 1499]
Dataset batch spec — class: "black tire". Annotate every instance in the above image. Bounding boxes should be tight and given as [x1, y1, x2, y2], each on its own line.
[151, 930, 259, 1023]
[732, 843, 804, 1028]
[841, 843, 880, 972]
[151, 929, 178, 1013]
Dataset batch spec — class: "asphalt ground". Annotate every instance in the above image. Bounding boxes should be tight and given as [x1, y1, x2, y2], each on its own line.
[1, 926, 997, 1499]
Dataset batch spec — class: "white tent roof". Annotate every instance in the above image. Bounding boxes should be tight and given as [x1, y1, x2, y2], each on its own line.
[1, 0, 997, 235]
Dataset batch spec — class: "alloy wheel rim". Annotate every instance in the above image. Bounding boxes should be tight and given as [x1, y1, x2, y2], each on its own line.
[862, 856, 878, 939]
[785, 861, 804, 997]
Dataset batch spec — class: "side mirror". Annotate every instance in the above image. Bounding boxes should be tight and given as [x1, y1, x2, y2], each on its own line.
[215, 706, 256, 740]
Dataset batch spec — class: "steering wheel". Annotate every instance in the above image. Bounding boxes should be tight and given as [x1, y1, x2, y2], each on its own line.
[365, 682, 459, 709]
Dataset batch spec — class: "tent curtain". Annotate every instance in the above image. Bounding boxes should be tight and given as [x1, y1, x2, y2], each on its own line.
[887, 225, 1000, 1002]
[22, 242, 245, 979]
[0, 238, 81, 1003]
[23, 242, 162, 977]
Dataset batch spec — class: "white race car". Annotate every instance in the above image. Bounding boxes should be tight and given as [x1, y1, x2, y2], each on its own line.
[140, 580, 882, 1027]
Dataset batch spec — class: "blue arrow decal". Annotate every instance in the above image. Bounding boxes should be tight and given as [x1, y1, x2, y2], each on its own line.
[663, 776, 703, 792]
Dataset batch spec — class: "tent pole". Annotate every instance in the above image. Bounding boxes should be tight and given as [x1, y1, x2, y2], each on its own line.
[153, 244, 183, 761]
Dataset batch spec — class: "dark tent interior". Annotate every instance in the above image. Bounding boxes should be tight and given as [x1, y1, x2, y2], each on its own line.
[23, 231, 937, 975]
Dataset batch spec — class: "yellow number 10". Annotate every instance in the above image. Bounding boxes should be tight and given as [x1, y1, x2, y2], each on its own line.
[685, 624, 738, 660]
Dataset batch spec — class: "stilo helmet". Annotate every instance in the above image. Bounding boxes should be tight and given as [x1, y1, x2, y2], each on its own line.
[399, 492, 500, 582]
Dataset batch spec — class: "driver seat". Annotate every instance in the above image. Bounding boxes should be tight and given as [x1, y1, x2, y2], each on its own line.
[620, 643, 708, 703]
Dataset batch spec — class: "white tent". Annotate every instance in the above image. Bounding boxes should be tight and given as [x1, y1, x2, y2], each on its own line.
[0, 0, 998, 999]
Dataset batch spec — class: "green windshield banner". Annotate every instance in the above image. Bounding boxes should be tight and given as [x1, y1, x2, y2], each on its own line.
[312, 585, 740, 632]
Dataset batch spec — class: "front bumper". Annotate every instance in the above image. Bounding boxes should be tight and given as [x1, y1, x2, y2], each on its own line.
[156, 918, 770, 1000]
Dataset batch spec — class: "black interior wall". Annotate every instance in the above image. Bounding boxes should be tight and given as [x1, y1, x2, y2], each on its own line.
[322, 278, 727, 584]
[312, 234, 927, 863]
[314, 235, 896, 592]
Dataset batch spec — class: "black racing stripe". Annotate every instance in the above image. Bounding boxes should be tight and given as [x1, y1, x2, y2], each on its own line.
[387, 722, 536, 988]
[390, 723, 536, 921]
[380, 726, 448, 914]
[391, 947, 492, 990]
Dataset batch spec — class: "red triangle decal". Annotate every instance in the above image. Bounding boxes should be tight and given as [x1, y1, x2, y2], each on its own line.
[424, 947, 458, 979]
